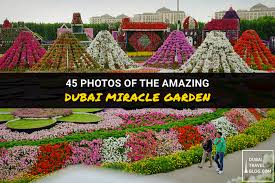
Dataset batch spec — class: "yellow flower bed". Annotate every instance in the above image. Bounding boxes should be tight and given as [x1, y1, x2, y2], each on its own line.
[127, 52, 154, 57]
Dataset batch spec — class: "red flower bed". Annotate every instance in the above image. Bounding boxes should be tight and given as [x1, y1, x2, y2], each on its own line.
[174, 126, 202, 150]
[128, 32, 162, 52]
[234, 30, 275, 70]
[248, 108, 262, 121]
[204, 19, 239, 31]
[126, 131, 158, 161]
[121, 18, 168, 30]
[31, 143, 72, 175]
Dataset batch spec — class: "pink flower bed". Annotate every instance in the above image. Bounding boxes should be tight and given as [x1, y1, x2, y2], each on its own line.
[117, 112, 185, 129]
[197, 123, 217, 140]
[0, 146, 38, 181]
[224, 109, 250, 133]
[0, 31, 46, 70]
[155, 130, 182, 156]
[65, 140, 102, 166]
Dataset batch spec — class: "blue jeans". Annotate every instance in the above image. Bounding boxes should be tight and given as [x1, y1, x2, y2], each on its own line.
[214, 152, 224, 171]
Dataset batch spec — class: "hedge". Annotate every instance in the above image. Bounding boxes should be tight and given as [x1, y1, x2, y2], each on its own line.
[102, 119, 275, 175]
[0, 109, 229, 149]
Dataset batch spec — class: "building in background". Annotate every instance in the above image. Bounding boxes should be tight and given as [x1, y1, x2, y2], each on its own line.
[90, 14, 129, 24]
[215, 3, 275, 20]
[133, 7, 185, 24]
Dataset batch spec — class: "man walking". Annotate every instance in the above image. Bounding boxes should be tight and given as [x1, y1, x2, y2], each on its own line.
[198, 134, 213, 168]
[214, 132, 226, 175]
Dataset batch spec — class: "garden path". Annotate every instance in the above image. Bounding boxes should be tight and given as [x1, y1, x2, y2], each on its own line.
[150, 134, 275, 183]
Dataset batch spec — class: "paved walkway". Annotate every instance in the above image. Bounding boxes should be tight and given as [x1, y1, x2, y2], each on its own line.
[151, 134, 275, 183]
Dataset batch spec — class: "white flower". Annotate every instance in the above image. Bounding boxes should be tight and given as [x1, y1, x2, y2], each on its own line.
[101, 136, 130, 163]
[87, 30, 138, 70]
[177, 31, 255, 73]
[211, 117, 238, 137]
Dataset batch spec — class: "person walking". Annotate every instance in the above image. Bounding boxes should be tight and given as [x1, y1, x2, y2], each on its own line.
[214, 132, 226, 175]
[198, 134, 213, 168]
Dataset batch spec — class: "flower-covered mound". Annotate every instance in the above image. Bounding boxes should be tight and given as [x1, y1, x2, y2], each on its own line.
[145, 31, 195, 69]
[32, 32, 101, 72]
[234, 30, 275, 71]
[178, 31, 253, 73]
[87, 30, 138, 70]
[0, 31, 46, 70]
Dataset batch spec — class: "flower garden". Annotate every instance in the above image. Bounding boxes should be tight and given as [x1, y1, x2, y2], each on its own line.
[0, 10, 274, 183]
[0, 108, 274, 182]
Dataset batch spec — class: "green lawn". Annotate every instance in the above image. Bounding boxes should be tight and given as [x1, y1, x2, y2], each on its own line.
[0, 114, 15, 122]
[57, 114, 103, 123]
[0, 108, 15, 112]
[72, 108, 104, 113]
[6, 119, 56, 130]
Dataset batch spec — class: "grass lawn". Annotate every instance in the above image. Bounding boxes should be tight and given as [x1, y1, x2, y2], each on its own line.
[6, 119, 56, 130]
[57, 114, 103, 123]
[0, 108, 15, 112]
[0, 114, 15, 122]
[72, 108, 104, 113]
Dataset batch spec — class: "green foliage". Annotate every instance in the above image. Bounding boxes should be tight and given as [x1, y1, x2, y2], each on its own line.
[21, 22, 120, 41]
[0, 108, 15, 112]
[57, 114, 103, 123]
[0, 114, 15, 122]
[103, 119, 274, 175]
[226, 134, 258, 154]
[267, 109, 275, 120]
[6, 119, 56, 130]
[0, 109, 229, 149]
[244, 119, 274, 142]
[240, 16, 275, 40]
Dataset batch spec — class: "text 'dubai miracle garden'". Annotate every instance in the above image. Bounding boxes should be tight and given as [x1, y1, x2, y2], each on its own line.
[64, 93, 212, 103]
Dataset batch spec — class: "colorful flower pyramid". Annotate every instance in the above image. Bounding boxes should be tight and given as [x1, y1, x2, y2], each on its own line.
[32, 32, 101, 72]
[179, 31, 253, 73]
[0, 31, 46, 70]
[145, 31, 195, 69]
[234, 30, 275, 71]
[87, 30, 137, 70]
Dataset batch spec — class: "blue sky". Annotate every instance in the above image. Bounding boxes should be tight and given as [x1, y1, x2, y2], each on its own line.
[0, 0, 274, 23]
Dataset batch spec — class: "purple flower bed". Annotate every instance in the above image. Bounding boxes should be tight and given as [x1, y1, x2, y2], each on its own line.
[145, 31, 195, 68]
